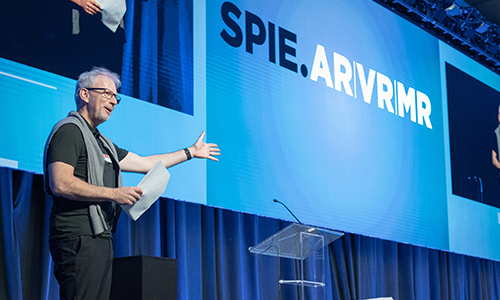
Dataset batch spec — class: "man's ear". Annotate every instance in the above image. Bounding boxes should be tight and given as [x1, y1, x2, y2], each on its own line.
[79, 88, 90, 104]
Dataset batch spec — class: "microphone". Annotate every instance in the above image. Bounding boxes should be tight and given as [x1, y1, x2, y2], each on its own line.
[273, 199, 303, 224]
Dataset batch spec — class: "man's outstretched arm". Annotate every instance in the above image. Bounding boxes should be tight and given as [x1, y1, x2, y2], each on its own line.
[119, 131, 220, 174]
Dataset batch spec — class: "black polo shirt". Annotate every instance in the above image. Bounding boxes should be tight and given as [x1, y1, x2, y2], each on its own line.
[46, 121, 128, 240]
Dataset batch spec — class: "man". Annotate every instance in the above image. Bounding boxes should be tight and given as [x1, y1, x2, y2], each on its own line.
[43, 67, 220, 300]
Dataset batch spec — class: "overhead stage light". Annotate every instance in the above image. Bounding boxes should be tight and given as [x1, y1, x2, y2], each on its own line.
[484, 24, 500, 44]
[422, 0, 455, 10]
[457, 7, 484, 40]
[424, 1, 462, 23]
[475, 21, 489, 34]
[444, 2, 462, 17]
[380, 0, 500, 73]
[480, 24, 500, 54]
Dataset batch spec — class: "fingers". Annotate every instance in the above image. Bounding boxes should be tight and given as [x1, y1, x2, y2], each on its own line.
[192, 131, 221, 161]
[200, 145, 220, 160]
[82, 0, 101, 15]
[207, 147, 220, 161]
[129, 187, 143, 203]
[209, 149, 221, 156]
[133, 186, 144, 196]
[115, 186, 143, 205]
[194, 131, 206, 145]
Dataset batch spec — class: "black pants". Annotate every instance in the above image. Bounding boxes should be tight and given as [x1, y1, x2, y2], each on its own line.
[49, 236, 113, 300]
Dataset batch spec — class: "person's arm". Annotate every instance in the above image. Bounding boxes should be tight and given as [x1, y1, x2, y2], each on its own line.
[49, 161, 142, 205]
[492, 150, 500, 169]
[70, 0, 101, 15]
[119, 131, 220, 173]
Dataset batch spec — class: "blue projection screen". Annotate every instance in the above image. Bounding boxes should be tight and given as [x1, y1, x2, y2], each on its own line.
[2, 0, 500, 261]
[207, 0, 447, 250]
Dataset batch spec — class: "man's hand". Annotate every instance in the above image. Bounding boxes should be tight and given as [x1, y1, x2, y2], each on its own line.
[71, 0, 102, 15]
[192, 131, 220, 161]
[112, 186, 143, 205]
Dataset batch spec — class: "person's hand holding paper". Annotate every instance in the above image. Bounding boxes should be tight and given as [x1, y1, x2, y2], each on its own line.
[121, 161, 170, 221]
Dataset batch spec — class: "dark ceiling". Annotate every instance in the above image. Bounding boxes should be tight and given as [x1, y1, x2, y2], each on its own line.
[465, 0, 500, 27]
[375, 0, 500, 73]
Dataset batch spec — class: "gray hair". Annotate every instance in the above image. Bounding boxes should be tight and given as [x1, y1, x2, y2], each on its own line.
[75, 67, 121, 108]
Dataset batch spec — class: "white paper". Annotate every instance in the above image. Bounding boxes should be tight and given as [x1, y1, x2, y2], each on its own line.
[97, 0, 126, 32]
[121, 161, 170, 221]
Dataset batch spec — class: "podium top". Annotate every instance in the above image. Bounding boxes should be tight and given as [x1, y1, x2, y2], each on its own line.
[248, 223, 343, 260]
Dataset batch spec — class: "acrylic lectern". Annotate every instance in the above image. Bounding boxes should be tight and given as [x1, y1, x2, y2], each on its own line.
[249, 223, 343, 300]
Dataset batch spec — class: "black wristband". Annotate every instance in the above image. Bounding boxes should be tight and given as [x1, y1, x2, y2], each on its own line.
[184, 148, 192, 160]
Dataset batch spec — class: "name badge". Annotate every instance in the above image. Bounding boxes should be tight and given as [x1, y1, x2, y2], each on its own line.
[103, 154, 112, 163]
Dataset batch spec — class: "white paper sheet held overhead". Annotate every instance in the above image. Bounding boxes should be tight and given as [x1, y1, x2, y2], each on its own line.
[121, 161, 170, 221]
[97, 0, 126, 32]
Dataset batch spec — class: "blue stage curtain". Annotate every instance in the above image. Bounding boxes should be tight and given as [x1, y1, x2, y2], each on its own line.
[120, 0, 194, 115]
[2, 166, 500, 300]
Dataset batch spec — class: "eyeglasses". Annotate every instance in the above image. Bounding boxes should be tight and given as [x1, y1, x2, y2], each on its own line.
[85, 87, 121, 104]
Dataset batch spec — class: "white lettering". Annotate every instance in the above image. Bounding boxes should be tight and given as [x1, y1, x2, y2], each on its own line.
[308, 45, 432, 129]
[417, 91, 432, 129]
[377, 72, 394, 114]
[310, 44, 333, 88]
[333, 52, 353, 97]
[397, 82, 416, 123]
[356, 62, 375, 104]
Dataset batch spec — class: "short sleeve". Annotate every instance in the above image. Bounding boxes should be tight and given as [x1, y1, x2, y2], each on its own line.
[47, 123, 84, 167]
[114, 144, 129, 161]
